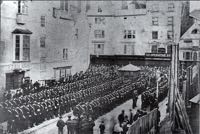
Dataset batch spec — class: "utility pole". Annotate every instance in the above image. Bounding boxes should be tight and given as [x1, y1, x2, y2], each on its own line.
[0, 0, 2, 42]
[168, 15, 179, 125]
[169, 42, 178, 124]
[198, 40, 200, 94]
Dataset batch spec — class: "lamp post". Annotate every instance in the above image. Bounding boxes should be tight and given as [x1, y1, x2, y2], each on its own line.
[198, 39, 200, 94]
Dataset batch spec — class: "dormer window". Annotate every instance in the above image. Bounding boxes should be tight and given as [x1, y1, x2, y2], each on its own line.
[191, 29, 200, 34]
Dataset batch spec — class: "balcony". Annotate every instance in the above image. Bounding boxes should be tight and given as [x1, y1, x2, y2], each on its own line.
[16, 13, 26, 25]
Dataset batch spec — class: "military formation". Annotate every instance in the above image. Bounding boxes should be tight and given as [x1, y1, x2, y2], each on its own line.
[73, 78, 148, 120]
[0, 65, 119, 133]
[0, 64, 170, 134]
[141, 67, 169, 111]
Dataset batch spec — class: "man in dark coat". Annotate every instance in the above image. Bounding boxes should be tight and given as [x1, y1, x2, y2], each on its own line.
[99, 120, 105, 134]
[57, 116, 65, 134]
[118, 110, 125, 125]
[129, 109, 133, 125]
[133, 110, 140, 121]
[80, 116, 95, 134]
[65, 115, 74, 134]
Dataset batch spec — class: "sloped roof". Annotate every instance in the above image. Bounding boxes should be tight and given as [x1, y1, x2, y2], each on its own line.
[12, 28, 32, 34]
[118, 63, 141, 72]
[190, 9, 200, 20]
[189, 94, 200, 104]
[180, 22, 200, 40]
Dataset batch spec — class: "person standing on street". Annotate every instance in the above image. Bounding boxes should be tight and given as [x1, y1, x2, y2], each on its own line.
[57, 116, 65, 134]
[129, 109, 133, 125]
[113, 121, 123, 134]
[118, 110, 125, 125]
[66, 115, 74, 134]
[99, 120, 105, 134]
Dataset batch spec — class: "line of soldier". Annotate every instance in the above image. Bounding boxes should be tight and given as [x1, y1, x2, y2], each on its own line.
[141, 74, 169, 110]
[73, 78, 149, 121]
[1, 64, 169, 133]
[0, 67, 120, 133]
[1, 73, 110, 108]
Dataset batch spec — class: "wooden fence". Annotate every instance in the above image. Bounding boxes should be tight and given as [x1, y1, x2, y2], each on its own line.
[127, 109, 158, 134]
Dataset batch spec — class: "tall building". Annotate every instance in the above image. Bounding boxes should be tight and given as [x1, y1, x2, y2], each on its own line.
[0, 1, 90, 91]
[87, 1, 190, 56]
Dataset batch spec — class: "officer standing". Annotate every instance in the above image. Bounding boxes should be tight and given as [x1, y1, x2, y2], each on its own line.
[99, 120, 105, 134]
[66, 115, 73, 134]
[56, 116, 65, 134]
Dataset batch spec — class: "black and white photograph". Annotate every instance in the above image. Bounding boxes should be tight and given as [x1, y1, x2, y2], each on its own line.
[0, 0, 199, 134]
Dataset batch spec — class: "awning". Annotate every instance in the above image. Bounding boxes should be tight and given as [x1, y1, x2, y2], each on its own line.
[12, 28, 32, 34]
[118, 63, 141, 72]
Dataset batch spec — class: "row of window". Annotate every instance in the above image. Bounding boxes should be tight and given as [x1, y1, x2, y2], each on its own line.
[94, 16, 173, 26]
[19, 0, 74, 14]
[151, 45, 172, 54]
[183, 51, 198, 61]
[96, 2, 174, 13]
[152, 16, 174, 26]
[93, 43, 135, 55]
[13, 34, 68, 61]
[151, 3, 175, 12]
[94, 29, 173, 40]
[152, 31, 173, 40]
[120, 2, 175, 12]
[17, 1, 175, 16]
[94, 44, 171, 55]
[93, 43, 173, 55]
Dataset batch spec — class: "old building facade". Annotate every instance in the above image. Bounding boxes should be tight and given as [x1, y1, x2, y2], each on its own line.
[179, 10, 200, 63]
[0, 1, 90, 90]
[0, 1, 191, 92]
[87, 1, 190, 56]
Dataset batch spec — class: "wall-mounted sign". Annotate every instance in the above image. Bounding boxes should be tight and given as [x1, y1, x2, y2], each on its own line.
[145, 53, 171, 58]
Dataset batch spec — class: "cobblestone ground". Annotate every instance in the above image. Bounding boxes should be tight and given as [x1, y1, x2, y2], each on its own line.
[16, 95, 167, 134]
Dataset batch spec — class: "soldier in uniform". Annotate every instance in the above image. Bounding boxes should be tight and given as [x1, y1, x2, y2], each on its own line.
[132, 90, 138, 109]
[99, 120, 105, 134]
[57, 116, 65, 134]
[21, 105, 30, 129]
[6, 108, 14, 133]
[12, 107, 20, 133]
[79, 116, 95, 134]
